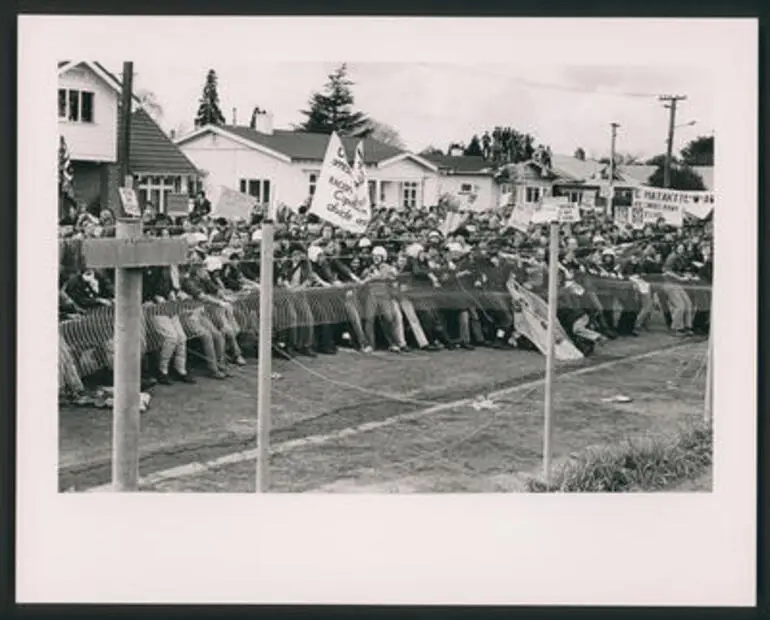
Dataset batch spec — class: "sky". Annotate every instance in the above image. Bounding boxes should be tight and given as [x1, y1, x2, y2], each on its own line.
[103, 59, 714, 162]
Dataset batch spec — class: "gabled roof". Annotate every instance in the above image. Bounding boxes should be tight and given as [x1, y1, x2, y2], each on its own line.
[423, 154, 492, 175]
[549, 154, 604, 183]
[128, 108, 199, 175]
[57, 61, 142, 106]
[176, 124, 435, 168]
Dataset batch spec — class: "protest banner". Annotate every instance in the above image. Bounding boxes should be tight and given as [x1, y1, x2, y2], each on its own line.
[614, 205, 631, 227]
[213, 186, 258, 220]
[352, 140, 371, 218]
[581, 190, 597, 210]
[632, 187, 715, 227]
[506, 277, 585, 362]
[506, 202, 533, 232]
[531, 196, 565, 224]
[308, 132, 371, 234]
[557, 201, 581, 223]
[439, 210, 468, 237]
[165, 193, 190, 217]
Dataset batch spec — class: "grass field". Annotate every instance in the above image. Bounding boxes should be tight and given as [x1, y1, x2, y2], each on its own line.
[59, 326, 710, 492]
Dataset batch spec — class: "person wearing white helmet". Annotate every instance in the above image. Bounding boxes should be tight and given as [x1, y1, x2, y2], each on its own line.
[392, 251, 432, 350]
[361, 245, 403, 352]
[202, 255, 247, 366]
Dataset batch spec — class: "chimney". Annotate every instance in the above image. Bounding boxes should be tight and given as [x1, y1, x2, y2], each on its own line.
[232, 107, 237, 125]
[449, 145, 464, 157]
[254, 110, 274, 135]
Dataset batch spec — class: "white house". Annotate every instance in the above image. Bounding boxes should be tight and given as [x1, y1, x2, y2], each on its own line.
[422, 154, 499, 211]
[174, 113, 442, 212]
[58, 61, 200, 215]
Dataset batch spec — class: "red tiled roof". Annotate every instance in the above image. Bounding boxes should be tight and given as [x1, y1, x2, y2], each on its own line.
[129, 109, 199, 175]
[219, 125, 405, 164]
[423, 154, 492, 174]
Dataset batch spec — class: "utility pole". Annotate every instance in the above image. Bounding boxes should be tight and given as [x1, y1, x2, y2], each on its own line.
[660, 95, 687, 188]
[607, 122, 620, 217]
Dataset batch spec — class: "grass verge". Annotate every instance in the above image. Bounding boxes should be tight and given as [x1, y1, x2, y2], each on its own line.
[526, 419, 712, 493]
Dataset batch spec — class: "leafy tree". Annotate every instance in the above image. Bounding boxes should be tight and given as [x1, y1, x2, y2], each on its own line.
[298, 63, 370, 137]
[464, 134, 483, 157]
[680, 135, 714, 166]
[194, 69, 226, 128]
[420, 146, 444, 157]
[137, 89, 163, 121]
[647, 164, 706, 191]
[366, 119, 405, 148]
[573, 147, 586, 161]
[645, 153, 679, 167]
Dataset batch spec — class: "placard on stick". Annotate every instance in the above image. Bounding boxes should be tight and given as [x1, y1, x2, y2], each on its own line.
[118, 187, 141, 218]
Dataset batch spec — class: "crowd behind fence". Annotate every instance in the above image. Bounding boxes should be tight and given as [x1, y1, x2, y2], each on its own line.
[58, 198, 713, 401]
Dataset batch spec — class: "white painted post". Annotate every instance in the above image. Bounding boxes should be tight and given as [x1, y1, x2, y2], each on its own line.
[543, 219, 560, 486]
[256, 196, 276, 492]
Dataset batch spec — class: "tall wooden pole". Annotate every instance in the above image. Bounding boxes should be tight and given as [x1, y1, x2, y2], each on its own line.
[542, 219, 560, 486]
[660, 95, 687, 189]
[113, 61, 142, 491]
[256, 195, 275, 492]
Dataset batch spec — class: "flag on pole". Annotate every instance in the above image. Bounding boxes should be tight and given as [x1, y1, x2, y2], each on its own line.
[59, 135, 74, 197]
[352, 140, 371, 216]
[308, 132, 371, 234]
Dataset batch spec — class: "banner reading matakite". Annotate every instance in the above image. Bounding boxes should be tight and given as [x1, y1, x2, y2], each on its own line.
[632, 187, 715, 227]
[308, 132, 371, 234]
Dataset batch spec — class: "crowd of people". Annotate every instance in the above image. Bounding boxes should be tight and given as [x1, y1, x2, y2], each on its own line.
[58, 190, 713, 406]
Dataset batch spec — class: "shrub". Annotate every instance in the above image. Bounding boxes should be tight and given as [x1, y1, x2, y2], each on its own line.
[526, 420, 712, 493]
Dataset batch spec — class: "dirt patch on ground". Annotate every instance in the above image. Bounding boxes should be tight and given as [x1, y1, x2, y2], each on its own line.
[143, 341, 710, 493]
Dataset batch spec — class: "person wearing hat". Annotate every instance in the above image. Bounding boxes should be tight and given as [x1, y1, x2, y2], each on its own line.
[276, 244, 317, 357]
[361, 246, 402, 352]
[661, 242, 695, 336]
[186, 258, 246, 369]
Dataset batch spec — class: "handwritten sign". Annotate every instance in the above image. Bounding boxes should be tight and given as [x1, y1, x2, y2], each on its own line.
[530, 196, 577, 224]
[581, 190, 596, 210]
[166, 193, 190, 217]
[118, 188, 141, 217]
[308, 132, 371, 234]
[84, 237, 188, 269]
[214, 186, 258, 221]
[506, 202, 534, 232]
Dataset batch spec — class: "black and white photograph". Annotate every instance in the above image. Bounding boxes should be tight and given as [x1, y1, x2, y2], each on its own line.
[18, 15, 756, 606]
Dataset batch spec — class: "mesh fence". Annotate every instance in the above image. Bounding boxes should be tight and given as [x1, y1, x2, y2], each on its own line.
[59, 261, 711, 387]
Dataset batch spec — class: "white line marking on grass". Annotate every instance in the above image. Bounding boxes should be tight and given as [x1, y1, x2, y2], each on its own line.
[87, 341, 701, 492]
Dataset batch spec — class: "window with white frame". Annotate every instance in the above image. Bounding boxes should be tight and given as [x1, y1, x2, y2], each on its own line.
[566, 190, 581, 204]
[308, 172, 318, 197]
[58, 89, 94, 123]
[239, 178, 271, 204]
[402, 181, 418, 208]
[137, 175, 183, 213]
[525, 186, 542, 203]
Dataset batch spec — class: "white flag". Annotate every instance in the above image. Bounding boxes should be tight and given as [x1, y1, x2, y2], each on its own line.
[308, 132, 371, 234]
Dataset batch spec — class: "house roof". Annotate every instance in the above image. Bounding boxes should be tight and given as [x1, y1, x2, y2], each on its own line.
[549, 154, 605, 183]
[422, 154, 492, 175]
[217, 125, 405, 165]
[58, 61, 142, 106]
[128, 108, 199, 175]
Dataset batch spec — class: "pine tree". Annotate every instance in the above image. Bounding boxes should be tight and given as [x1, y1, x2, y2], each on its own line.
[194, 69, 226, 128]
[464, 135, 483, 157]
[298, 64, 370, 136]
